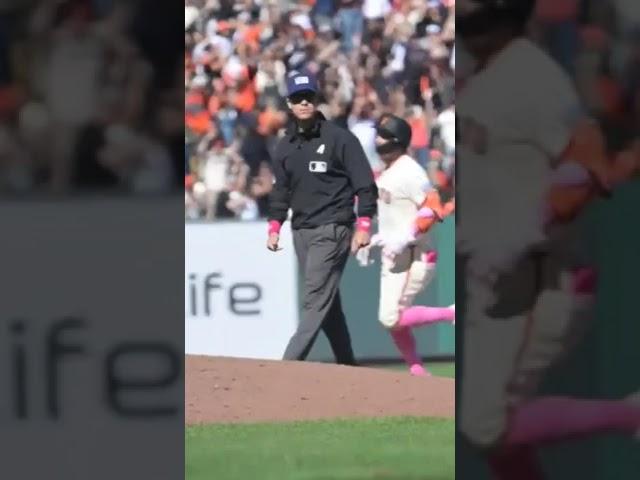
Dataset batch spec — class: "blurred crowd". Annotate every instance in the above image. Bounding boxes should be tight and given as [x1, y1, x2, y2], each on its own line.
[0, 0, 183, 195]
[185, 0, 455, 221]
[536, 0, 640, 149]
[456, 0, 640, 149]
[531, 0, 640, 149]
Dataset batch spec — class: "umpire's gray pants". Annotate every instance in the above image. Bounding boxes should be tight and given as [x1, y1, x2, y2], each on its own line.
[283, 223, 356, 365]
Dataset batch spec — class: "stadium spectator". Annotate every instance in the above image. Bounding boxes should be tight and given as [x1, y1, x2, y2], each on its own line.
[0, 0, 183, 194]
[184, 0, 456, 220]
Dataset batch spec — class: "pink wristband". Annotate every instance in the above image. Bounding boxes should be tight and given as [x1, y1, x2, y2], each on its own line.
[356, 217, 372, 233]
[424, 250, 438, 264]
[268, 220, 282, 235]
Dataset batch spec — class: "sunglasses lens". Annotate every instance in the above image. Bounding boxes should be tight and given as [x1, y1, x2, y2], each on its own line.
[290, 93, 315, 104]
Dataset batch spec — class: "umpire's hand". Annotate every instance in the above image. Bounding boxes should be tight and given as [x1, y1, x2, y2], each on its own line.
[267, 233, 281, 251]
[351, 230, 371, 254]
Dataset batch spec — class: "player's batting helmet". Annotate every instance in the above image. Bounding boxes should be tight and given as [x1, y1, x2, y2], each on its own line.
[375, 114, 412, 154]
[457, 0, 536, 37]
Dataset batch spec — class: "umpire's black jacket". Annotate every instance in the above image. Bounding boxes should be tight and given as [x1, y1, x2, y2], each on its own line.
[268, 112, 378, 229]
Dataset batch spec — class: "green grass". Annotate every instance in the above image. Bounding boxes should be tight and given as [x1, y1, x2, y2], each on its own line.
[381, 362, 455, 379]
[186, 416, 454, 480]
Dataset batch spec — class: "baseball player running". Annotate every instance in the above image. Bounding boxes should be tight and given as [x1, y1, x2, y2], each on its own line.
[457, 1, 640, 479]
[357, 114, 455, 377]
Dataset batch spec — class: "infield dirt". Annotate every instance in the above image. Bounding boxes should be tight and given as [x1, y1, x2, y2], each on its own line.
[186, 355, 455, 425]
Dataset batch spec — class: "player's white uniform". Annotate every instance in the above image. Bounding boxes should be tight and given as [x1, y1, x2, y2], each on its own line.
[457, 38, 590, 448]
[375, 154, 436, 328]
[457, 38, 582, 268]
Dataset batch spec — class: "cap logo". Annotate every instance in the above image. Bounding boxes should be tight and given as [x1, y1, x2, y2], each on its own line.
[294, 76, 310, 85]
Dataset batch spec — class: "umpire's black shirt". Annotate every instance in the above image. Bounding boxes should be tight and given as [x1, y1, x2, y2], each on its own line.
[268, 112, 378, 229]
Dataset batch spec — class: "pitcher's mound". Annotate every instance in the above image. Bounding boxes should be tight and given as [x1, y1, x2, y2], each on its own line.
[186, 355, 455, 425]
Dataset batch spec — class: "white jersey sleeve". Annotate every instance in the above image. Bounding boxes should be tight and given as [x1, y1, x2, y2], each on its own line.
[402, 164, 431, 207]
[376, 156, 432, 243]
[531, 61, 583, 159]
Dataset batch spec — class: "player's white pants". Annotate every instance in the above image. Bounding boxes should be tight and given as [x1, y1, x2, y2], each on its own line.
[458, 245, 595, 449]
[378, 245, 437, 328]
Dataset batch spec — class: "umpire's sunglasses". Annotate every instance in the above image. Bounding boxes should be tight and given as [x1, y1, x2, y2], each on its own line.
[288, 91, 317, 105]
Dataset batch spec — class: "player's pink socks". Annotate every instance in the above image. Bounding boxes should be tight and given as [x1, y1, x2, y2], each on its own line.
[389, 327, 430, 377]
[504, 396, 640, 446]
[487, 396, 640, 479]
[488, 394, 640, 479]
[390, 303, 455, 376]
[398, 305, 455, 328]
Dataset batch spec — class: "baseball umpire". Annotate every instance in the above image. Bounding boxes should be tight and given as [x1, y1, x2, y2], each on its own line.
[266, 69, 378, 365]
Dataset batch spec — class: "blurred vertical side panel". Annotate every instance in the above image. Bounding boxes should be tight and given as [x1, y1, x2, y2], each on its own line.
[0, 0, 184, 478]
[456, 1, 640, 479]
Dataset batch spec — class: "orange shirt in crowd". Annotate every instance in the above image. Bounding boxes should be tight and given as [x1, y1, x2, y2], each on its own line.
[0, 85, 23, 116]
[596, 76, 624, 121]
[581, 25, 609, 50]
[242, 24, 263, 53]
[408, 116, 429, 149]
[185, 90, 211, 134]
[186, 111, 212, 135]
[420, 75, 430, 97]
[185, 90, 205, 108]
[258, 108, 286, 136]
[435, 170, 449, 189]
[233, 80, 257, 113]
[208, 95, 221, 116]
[535, 0, 578, 22]
[216, 21, 233, 33]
